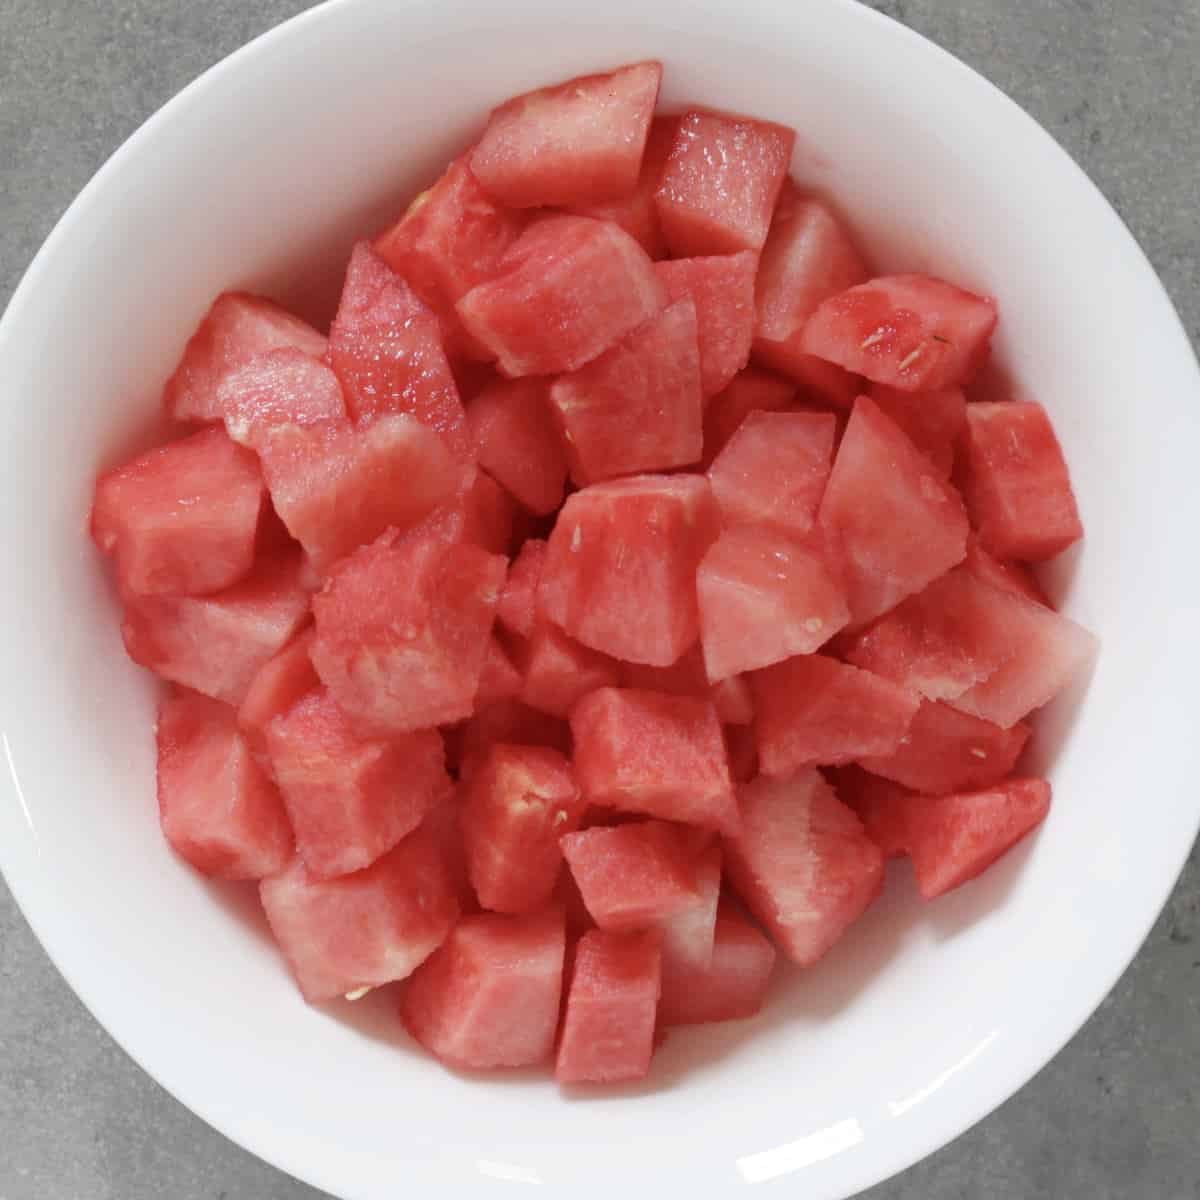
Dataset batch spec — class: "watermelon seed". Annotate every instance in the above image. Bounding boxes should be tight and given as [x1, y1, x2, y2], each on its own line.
[804, 617, 824, 634]
[970, 747, 989, 759]
[898, 346, 925, 371]
[344, 986, 373, 1002]
[571, 525, 583, 552]
[860, 329, 888, 350]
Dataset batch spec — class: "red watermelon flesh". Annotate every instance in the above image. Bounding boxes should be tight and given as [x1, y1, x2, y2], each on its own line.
[421, 793, 477, 913]
[570, 688, 739, 834]
[962, 401, 1084, 562]
[800, 274, 998, 392]
[724, 769, 884, 966]
[496, 537, 546, 640]
[516, 623, 621, 719]
[752, 654, 920, 776]
[471, 62, 662, 208]
[963, 538, 1049, 608]
[712, 675, 755, 726]
[549, 298, 703, 485]
[455, 699, 572, 784]
[218, 347, 346, 448]
[834, 767, 917, 860]
[725, 724, 759, 783]
[456, 215, 666, 378]
[656, 844, 722, 1020]
[555, 928, 662, 1084]
[618, 646, 754, 724]
[788, 356, 862, 409]
[868, 383, 966, 480]
[92, 426, 265, 598]
[401, 908, 566, 1069]
[702, 367, 797, 467]
[818, 395, 969, 627]
[438, 468, 519, 556]
[237, 629, 319, 754]
[163, 292, 328, 424]
[476, 635, 523, 707]
[655, 111, 795, 257]
[538, 473, 719, 666]
[156, 689, 293, 879]
[259, 824, 459, 1003]
[654, 251, 758, 398]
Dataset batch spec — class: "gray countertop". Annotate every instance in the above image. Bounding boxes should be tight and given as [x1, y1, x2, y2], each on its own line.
[2, 2, 1197, 1197]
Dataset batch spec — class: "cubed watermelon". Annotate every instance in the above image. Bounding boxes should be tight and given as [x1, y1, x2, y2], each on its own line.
[471, 62, 662, 208]
[237, 629, 319, 755]
[496, 537, 546, 640]
[618, 646, 754, 723]
[702, 367, 797, 467]
[656, 843, 722, 1019]
[725, 724, 760, 783]
[869, 383, 966, 479]
[218, 347, 347, 448]
[961, 401, 1084, 562]
[963, 538, 1049, 608]
[516, 623, 621, 719]
[752, 654, 920, 775]
[571, 688, 739, 834]
[435, 468, 520, 556]
[455, 699, 572, 784]
[712, 675, 755, 726]
[401, 908, 566, 1069]
[655, 111, 795, 256]
[92, 427, 265, 597]
[555, 928, 662, 1084]
[156, 689, 293, 879]
[421, 793, 477, 913]
[456, 216, 666, 378]
[834, 767, 914, 859]
[800, 274, 998, 392]
[163, 292, 328, 424]
[259, 824, 458, 1003]
[538, 474, 718, 666]
[475, 635, 523, 707]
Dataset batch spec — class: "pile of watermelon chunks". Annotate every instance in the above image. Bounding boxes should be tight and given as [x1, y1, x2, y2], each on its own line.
[92, 61, 1097, 1085]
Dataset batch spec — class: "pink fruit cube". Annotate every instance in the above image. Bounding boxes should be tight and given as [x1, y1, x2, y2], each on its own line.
[869, 382, 966, 480]
[516, 623, 621, 718]
[702, 367, 797, 467]
[237, 629, 319, 754]
[496, 537, 547, 640]
[218, 347, 346, 448]
[475, 635, 523, 707]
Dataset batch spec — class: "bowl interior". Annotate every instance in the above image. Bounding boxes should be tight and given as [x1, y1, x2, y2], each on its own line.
[1, 1, 1198, 1198]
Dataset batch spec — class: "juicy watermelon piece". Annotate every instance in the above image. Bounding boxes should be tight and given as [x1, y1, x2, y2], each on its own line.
[654, 251, 758, 398]
[237, 629, 319, 754]
[471, 62, 662, 208]
[869, 383, 966, 479]
[310, 525, 506, 736]
[555, 928, 662, 1084]
[753, 185, 869, 386]
[858, 700, 1031, 794]
[702, 367, 797, 467]
[818, 396, 969, 627]
[787, 356, 863, 408]
[570, 688, 739, 833]
[156, 689, 293, 879]
[550, 298, 702, 484]
[422, 793, 477, 913]
[618, 647, 754, 724]
[516, 623, 621, 718]
[456, 215, 666, 378]
[121, 551, 311, 705]
[656, 844, 722, 1019]
[496, 537, 546, 640]
[476, 635, 523, 707]
[538, 474, 718, 666]
[560, 820, 701, 930]
[905, 778, 1051, 899]
[218, 347, 346, 448]
[725, 724, 759, 783]
[266, 689, 449, 878]
[712, 675, 755, 726]
[834, 767, 914, 859]
[725, 769, 884, 965]
[698, 526, 850, 680]
[437, 468, 519, 556]
[456, 699, 572, 784]
[659, 898, 776, 1026]
[256, 414, 460, 574]
[327, 243, 470, 459]
[401, 908, 566, 1069]
[964, 538, 1049, 607]
[374, 156, 526, 359]
[655, 111, 795, 257]
[707, 409, 837, 537]
[92, 427, 265, 597]
[752, 654, 920, 775]
[259, 824, 458, 1003]
[800, 274, 998, 392]
[462, 743, 584, 914]
[961, 402, 1084, 562]
[163, 292, 328, 424]
[467, 377, 568, 515]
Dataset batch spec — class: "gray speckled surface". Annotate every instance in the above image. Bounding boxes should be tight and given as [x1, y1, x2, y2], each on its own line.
[1, 2, 1197, 1197]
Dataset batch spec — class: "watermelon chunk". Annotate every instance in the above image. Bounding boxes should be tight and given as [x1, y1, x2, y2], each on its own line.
[516, 623, 621, 718]
[476, 635, 523, 707]
[549, 298, 703, 484]
[496, 537, 546, 640]
[818, 395, 969, 627]
[800, 274, 998, 392]
[467, 377, 567, 515]
[456, 215, 666, 378]
[121, 551, 311, 705]
[462, 743, 584, 914]
[707, 410, 837, 537]
[163, 292, 328, 424]
[555, 928, 662, 1084]
[401, 908, 566, 1069]
[654, 251, 758, 398]
[752, 654, 920, 775]
[725, 724, 759, 783]
[259, 824, 458, 1003]
[237, 629, 319, 754]
[712, 675, 755, 726]
[156, 689, 293, 879]
[656, 844, 722, 1019]
[435, 468, 519, 556]
[471, 62, 662, 208]
[571, 688, 739, 833]
[962, 402, 1084, 562]
[698, 526, 850, 680]
[725, 769, 884, 965]
[455, 699, 572, 784]
[963, 538, 1049, 608]
[92, 427, 265, 597]
[310, 525, 506, 736]
[560, 820, 701, 930]
[702, 367, 797, 467]
[218, 347, 347, 448]
[858, 700, 1031, 794]
[538, 474, 718, 666]
[834, 767, 915, 859]
[869, 383, 966, 480]
[618, 647, 754, 723]
[265, 689, 449, 879]
[327, 243, 470, 460]
[655, 111, 795, 257]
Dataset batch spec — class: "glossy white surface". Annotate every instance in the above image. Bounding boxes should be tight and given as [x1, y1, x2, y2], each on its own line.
[0, 1, 1197, 1197]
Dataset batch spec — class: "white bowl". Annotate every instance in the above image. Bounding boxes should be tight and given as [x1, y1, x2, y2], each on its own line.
[2, 0, 1198, 1196]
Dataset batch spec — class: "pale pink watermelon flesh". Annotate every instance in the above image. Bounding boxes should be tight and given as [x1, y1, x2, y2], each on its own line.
[218, 347, 346, 448]
[702, 367, 797, 467]
[237, 629, 319, 753]
[496, 537, 547, 640]
[516, 623, 621, 719]
[868, 382, 965, 479]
